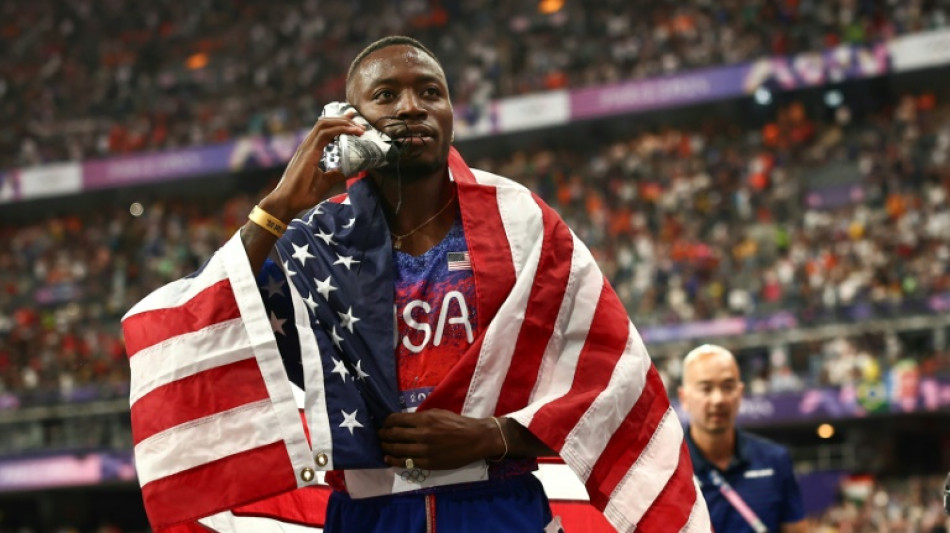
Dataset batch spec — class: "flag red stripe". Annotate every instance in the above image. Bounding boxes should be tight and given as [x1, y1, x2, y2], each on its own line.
[156, 521, 216, 533]
[495, 201, 573, 414]
[232, 485, 331, 526]
[141, 441, 297, 528]
[423, 174, 516, 413]
[422, 334, 488, 411]
[124, 280, 239, 357]
[634, 443, 697, 531]
[586, 366, 669, 510]
[457, 180, 515, 333]
[131, 358, 270, 445]
[526, 282, 631, 450]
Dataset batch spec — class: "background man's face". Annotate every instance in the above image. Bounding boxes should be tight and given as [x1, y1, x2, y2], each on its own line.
[347, 45, 454, 177]
[678, 351, 744, 436]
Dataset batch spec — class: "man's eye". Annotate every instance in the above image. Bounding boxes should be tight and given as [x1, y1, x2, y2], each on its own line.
[375, 90, 394, 100]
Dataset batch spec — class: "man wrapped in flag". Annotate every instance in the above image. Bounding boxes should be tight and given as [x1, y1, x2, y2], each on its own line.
[122, 36, 711, 532]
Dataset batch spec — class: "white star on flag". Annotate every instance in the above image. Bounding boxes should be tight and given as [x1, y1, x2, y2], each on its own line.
[342, 217, 356, 229]
[338, 306, 360, 333]
[306, 206, 323, 225]
[340, 409, 364, 435]
[315, 275, 337, 300]
[269, 311, 287, 336]
[314, 228, 335, 246]
[291, 243, 316, 266]
[331, 357, 349, 382]
[330, 326, 344, 350]
[282, 260, 297, 278]
[302, 293, 319, 313]
[263, 276, 285, 299]
[354, 360, 370, 380]
[333, 254, 360, 271]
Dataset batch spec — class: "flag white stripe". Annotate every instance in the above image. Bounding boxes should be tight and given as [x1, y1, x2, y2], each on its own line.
[509, 238, 603, 426]
[603, 409, 683, 532]
[282, 264, 335, 471]
[123, 252, 228, 319]
[135, 400, 279, 485]
[533, 462, 589, 501]
[494, 186, 542, 277]
[679, 491, 712, 533]
[129, 318, 251, 405]
[222, 234, 318, 487]
[560, 322, 650, 481]
[200, 512, 324, 533]
[460, 187, 543, 417]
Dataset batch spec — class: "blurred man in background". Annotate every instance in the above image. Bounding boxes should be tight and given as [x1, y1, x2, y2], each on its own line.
[679, 344, 806, 533]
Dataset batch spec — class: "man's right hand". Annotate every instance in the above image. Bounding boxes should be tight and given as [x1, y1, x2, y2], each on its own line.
[257, 111, 367, 222]
[242, 111, 367, 273]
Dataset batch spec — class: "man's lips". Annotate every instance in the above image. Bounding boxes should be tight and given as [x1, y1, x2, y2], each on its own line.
[392, 134, 433, 148]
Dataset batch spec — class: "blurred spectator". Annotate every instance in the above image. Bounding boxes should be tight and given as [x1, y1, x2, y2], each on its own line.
[810, 475, 950, 532]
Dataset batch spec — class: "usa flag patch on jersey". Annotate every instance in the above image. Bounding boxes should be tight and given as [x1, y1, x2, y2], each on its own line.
[447, 251, 471, 271]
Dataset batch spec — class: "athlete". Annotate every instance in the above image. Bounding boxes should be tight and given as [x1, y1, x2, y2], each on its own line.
[124, 36, 710, 532]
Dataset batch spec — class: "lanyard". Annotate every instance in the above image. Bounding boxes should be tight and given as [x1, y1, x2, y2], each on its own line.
[708, 469, 769, 533]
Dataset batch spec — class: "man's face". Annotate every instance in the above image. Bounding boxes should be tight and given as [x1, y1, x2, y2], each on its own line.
[678, 351, 744, 436]
[347, 45, 454, 177]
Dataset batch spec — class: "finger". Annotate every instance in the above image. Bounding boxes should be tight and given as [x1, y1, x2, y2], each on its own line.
[309, 122, 365, 152]
[379, 442, 427, 460]
[295, 118, 364, 156]
[377, 425, 420, 444]
[381, 412, 420, 429]
[286, 123, 364, 177]
[383, 454, 421, 469]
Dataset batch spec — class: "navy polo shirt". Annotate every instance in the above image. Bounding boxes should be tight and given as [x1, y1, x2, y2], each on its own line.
[685, 427, 804, 533]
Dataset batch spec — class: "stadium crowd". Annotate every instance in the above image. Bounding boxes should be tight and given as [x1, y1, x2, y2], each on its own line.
[3, 0, 949, 169]
[3, 89, 950, 408]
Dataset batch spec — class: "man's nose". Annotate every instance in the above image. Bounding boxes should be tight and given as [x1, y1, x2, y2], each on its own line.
[396, 92, 426, 119]
[710, 388, 724, 403]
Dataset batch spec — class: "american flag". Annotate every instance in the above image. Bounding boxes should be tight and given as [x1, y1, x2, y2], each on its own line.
[446, 251, 471, 271]
[122, 148, 710, 532]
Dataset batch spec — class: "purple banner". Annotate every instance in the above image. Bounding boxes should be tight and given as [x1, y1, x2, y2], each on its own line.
[569, 42, 890, 120]
[0, 450, 136, 492]
[641, 311, 798, 344]
[82, 143, 234, 189]
[674, 375, 950, 426]
[806, 184, 866, 209]
[570, 65, 748, 119]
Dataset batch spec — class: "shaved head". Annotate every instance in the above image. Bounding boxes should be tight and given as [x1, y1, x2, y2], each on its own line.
[681, 344, 739, 384]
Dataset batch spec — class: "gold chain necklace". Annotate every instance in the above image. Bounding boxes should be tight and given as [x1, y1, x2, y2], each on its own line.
[390, 189, 457, 250]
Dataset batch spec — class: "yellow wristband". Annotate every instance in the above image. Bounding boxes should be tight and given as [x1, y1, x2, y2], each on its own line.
[248, 205, 287, 238]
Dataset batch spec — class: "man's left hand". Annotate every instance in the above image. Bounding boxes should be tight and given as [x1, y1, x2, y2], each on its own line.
[378, 409, 504, 470]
